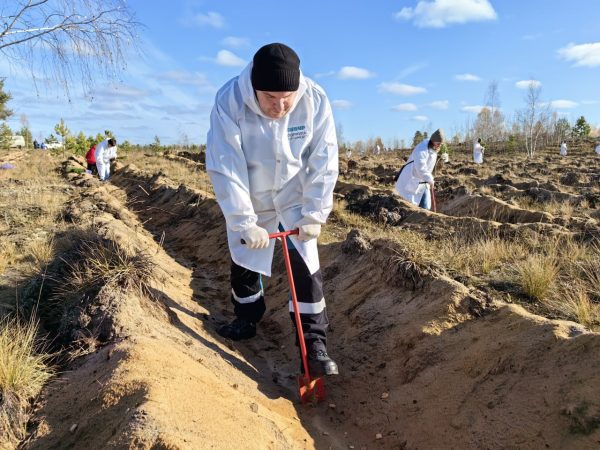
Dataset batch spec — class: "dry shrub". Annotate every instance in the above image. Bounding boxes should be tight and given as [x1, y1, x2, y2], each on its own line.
[441, 236, 525, 276]
[24, 239, 55, 273]
[578, 252, 600, 301]
[0, 316, 52, 448]
[56, 237, 155, 299]
[0, 240, 17, 273]
[478, 185, 493, 195]
[543, 285, 600, 331]
[130, 151, 212, 193]
[542, 201, 575, 218]
[515, 254, 559, 301]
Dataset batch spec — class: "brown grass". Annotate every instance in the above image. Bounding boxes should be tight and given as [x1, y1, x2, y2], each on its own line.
[515, 254, 559, 301]
[0, 239, 17, 274]
[0, 316, 52, 449]
[23, 239, 55, 274]
[543, 284, 600, 331]
[55, 237, 156, 299]
[440, 236, 526, 277]
[125, 151, 213, 194]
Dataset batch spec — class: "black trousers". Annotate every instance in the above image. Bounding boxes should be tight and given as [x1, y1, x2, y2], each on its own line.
[230, 246, 329, 348]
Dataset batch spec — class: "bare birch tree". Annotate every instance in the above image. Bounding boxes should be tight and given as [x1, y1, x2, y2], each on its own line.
[517, 81, 550, 158]
[484, 80, 505, 143]
[0, 0, 140, 95]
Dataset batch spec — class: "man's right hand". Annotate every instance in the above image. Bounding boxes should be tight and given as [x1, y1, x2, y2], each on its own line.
[240, 225, 270, 249]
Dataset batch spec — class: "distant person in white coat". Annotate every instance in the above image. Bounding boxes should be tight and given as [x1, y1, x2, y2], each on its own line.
[206, 43, 339, 376]
[560, 141, 568, 156]
[595, 144, 600, 155]
[394, 129, 444, 210]
[94, 138, 117, 181]
[473, 138, 484, 164]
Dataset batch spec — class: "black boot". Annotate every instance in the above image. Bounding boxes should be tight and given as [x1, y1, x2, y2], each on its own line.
[302, 343, 339, 376]
[218, 318, 256, 340]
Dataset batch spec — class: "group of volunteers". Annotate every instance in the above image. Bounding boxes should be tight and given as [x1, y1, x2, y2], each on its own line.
[85, 137, 118, 181]
[559, 141, 600, 157]
[177, 41, 600, 380]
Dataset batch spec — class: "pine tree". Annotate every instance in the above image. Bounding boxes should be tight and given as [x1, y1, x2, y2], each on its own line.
[0, 79, 12, 121]
[572, 116, 591, 139]
[412, 130, 424, 147]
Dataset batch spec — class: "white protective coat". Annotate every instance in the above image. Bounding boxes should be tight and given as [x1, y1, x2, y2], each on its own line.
[394, 139, 437, 205]
[206, 63, 339, 277]
[560, 142, 568, 156]
[473, 142, 484, 164]
[95, 139, 117, 180]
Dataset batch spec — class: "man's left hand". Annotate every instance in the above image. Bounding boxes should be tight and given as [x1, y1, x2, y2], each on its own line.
[297, 223, 321, 241]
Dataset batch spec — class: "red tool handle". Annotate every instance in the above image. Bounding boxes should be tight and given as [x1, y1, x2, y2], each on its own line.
[239, 229, 311, 382]
[274, 230, 312, 385]
[431, 185, 437, 213]
[240, 229, 299, 245]
[268, 229, 299, 239]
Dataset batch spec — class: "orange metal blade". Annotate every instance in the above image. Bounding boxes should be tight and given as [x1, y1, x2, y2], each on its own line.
[298, 376, 326, 404]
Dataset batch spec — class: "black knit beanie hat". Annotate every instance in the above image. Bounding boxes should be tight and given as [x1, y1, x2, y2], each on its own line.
[251, 43, 300, 92]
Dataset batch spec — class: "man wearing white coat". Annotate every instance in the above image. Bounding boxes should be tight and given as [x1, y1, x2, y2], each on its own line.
[473, 138, 484, 164]
[394, 129, 444, 210]
[94, 137, 117, 181]
[206, 43, 339, 376]
[560, 141, 568, 156]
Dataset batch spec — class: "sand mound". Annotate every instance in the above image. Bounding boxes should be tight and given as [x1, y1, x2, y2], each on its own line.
[23, 159, 600, 449]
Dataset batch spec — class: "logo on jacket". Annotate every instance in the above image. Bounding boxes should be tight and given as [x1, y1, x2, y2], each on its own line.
[288, 125, 307, 141]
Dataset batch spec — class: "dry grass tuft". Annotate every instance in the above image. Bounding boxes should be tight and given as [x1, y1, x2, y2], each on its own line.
[0, 239, 18, 273]
[440, 236, 526, 276]
[0, 316, 52, 448]
[56, 237, 155, 299]
[24, 239, 55, 273]
[128, 151, 213, 194]
[543, 285, 600, 331]
[515, 254, 559, 301]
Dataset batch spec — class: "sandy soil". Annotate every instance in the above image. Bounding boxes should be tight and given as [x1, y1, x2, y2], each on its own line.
[19, 148, 600, 449]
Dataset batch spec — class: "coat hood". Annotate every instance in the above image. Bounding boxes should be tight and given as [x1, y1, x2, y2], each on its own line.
[238, 62, 308, 119]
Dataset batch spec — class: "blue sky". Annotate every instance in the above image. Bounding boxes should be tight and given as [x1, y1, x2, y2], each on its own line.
[2, 0, 600, 145]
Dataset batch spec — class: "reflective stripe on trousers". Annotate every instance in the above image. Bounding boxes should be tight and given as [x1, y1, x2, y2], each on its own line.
[230, 237, 329, 347]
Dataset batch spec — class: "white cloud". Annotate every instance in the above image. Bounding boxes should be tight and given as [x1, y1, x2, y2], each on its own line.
[462, 104, 485, 113]
[392, 103, 418, 111]
[430, 100, 449, 109]
[314, 70, 336, 79]
[378, 82, 427, 95]
[331, 100, 353, 110]
[92, 84, 149, 98]
[88, 100, 132, 112]
[338, 66, 375, 80]
[398, 63, 428, 79]
[455, 73, 481, 81]
[581, 100, 599, 105]
[394, 0, 497, 28]
[413, 115, 429, 121]
[156, 70, 211, 87]
[221, 36, 250, 49]
[557, 42, 600, 67]
[192, 12, 225, 28]
[548, 100, 578, 109]
[215, 50, 246, 67]
[515, 79, 542, 89]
